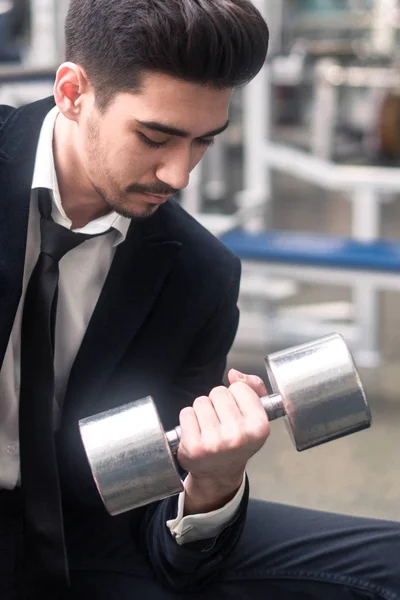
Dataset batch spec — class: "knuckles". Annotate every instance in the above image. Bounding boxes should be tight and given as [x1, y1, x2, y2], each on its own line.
[209, 385, 232, 400]
[179, 406, 194, 419]
[229, 381, 249, 393]
[192, 395, 211, 409]
[229, 380, 264, 399]
[183, 427, 262, 458]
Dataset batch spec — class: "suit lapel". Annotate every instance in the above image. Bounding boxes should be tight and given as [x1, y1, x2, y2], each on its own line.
[0, 97, 55, 366]
[64, 211, 182, 417]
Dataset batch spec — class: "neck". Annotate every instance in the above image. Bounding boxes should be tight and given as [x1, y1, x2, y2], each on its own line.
[53, 113, 111, 229]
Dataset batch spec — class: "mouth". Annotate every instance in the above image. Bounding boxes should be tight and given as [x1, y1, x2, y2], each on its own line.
[141, 192, 170, 204]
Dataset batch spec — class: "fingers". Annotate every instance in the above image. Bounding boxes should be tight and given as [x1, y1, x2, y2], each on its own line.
[179, 402, 202, 446]
[177, 383, 270, 483]
[225, 371, 270, 438]
[227, 381, 266, 417]
[179, 387, 250, 454]
[228, 369, 268, 397]
[209, 386, 242, 425]
[192, 395, 221, 433]
[179, 395, 222, 451]
[180, 382, 269, 450]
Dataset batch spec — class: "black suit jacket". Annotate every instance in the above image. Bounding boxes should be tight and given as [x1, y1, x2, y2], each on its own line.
[0, 97, 248, 592]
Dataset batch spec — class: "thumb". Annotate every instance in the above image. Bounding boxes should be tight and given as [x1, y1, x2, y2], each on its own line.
[228, 369, 268, 397]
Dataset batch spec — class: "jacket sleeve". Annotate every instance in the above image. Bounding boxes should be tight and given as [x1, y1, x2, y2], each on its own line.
[139, 255, 250, 592]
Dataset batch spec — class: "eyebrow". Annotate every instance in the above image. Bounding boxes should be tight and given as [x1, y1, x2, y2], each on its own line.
[134, 119, 230, 139]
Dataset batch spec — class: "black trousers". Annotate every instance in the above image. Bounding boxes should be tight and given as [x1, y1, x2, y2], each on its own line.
[2, 492, 400, 600]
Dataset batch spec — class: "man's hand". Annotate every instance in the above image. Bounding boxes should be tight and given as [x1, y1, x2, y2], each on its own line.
[177, 370, 270, 515]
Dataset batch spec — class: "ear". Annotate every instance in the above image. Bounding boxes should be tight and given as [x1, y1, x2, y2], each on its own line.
[54, 62, 91, 122]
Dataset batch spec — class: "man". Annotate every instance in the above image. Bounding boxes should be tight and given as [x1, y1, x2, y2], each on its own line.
[0, 1, 399, 599]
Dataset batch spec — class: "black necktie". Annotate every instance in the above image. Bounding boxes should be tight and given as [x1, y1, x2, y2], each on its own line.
[19, 188, 105, 589]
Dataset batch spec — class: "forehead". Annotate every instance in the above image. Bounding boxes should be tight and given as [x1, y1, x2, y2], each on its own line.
[111, 72, 233, 136]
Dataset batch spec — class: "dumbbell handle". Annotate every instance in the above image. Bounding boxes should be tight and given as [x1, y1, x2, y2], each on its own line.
[166, 393, 284, 455]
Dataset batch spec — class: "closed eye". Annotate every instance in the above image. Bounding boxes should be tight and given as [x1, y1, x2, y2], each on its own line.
[137, 132, 168, 149]
[138, 131, 215, 149]
[196, 138, 215, 148]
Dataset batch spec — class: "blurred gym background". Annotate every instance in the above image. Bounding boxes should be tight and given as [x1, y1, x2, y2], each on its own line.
[1, 0, 399, 520]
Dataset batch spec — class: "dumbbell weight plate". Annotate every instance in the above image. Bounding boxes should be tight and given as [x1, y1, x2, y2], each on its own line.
[265, 333, 371, 451]
[79, 396, 183, 516]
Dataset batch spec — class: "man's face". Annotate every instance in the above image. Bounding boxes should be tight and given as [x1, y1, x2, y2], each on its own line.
[76, 72, 233, 220]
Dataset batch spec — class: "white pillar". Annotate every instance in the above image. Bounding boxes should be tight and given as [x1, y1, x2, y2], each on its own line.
[26, 0, 59, 66]
[242, 64, 271, 197]
[352, 186, 381, 241]
[312, 60, 339, 160]
[259, 0, 285, 57]
[181, 162, 203, 215]
[352, 186, 382, 367]
[204, 137, 227, 202]
[372, 0, 398, 56]
[238, 1, 279, 229]
[53, 0, 70, 61]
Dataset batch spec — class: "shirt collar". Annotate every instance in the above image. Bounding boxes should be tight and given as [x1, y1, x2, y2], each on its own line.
[31, 105, 131, 246]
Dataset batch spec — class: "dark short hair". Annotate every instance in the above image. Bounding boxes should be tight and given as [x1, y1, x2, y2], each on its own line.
[65, 0, 269, 110]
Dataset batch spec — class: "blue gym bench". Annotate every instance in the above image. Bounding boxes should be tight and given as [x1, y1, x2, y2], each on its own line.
[219, 229, 400, 367]
[220, 229, 400, 274]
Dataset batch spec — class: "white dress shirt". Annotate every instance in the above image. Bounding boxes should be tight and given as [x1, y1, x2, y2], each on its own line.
[0, 105, 245, 545]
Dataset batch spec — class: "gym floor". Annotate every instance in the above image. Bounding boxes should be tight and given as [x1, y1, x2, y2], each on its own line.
[225, 171, 400, 523]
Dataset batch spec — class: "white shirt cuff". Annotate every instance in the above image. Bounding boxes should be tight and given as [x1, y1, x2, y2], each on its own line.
[166, 473, 246, 546]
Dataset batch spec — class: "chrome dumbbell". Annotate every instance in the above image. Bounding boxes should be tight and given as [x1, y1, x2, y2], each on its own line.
[79, 333, 371, 516]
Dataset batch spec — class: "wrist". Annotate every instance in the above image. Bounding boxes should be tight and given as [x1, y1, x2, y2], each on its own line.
[183, 472, 244, 516]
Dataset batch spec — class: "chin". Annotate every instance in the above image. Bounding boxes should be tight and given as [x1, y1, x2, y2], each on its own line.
[94, 184, 162, 221]
[114, 202, 161, 221]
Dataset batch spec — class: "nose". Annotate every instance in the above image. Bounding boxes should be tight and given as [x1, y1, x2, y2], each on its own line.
[156, 148, 191, 192]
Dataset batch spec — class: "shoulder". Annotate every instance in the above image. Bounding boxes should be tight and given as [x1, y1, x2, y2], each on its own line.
[163, 198, 241, 287]
[0, 97, 55, 160]
[0, 104, 17, 159]
[0, 104, 16, 129]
